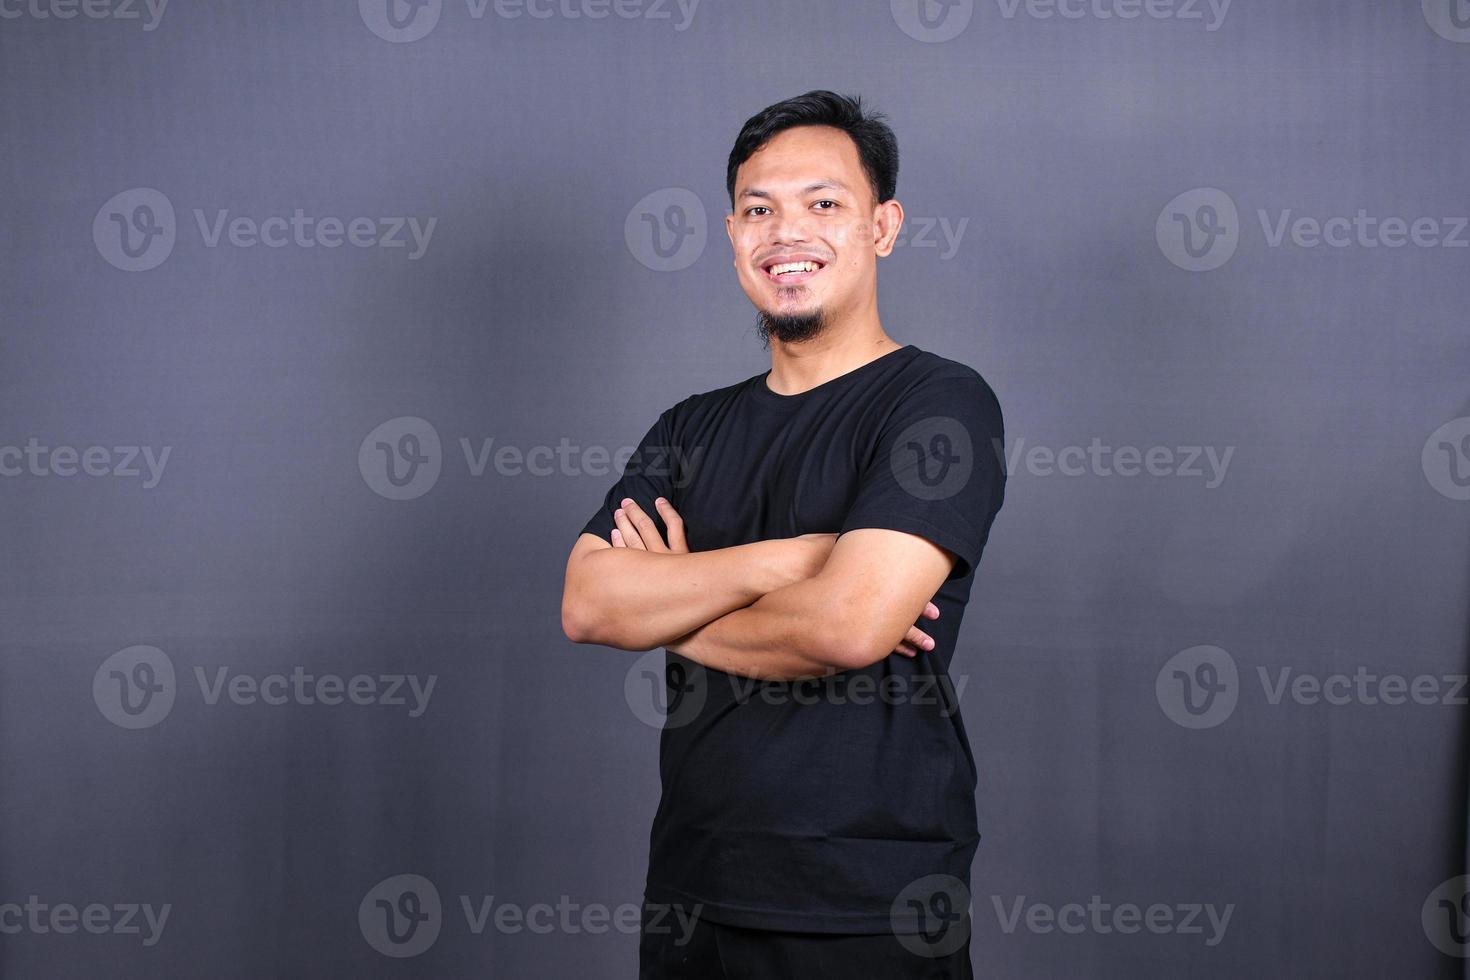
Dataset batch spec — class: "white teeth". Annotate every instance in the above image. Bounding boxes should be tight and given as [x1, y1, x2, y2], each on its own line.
[768, 261, 819, 276]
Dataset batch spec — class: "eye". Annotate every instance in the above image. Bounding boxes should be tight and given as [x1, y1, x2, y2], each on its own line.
[746, 206, 771, 217]
[813, 200, 838, 210]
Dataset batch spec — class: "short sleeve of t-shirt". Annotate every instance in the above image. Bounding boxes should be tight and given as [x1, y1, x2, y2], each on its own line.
[839, 372, 1006, 581]
[578, 407, 680, 545]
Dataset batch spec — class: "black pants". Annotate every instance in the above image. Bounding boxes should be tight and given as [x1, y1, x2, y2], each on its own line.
[639, 905, 975, 980]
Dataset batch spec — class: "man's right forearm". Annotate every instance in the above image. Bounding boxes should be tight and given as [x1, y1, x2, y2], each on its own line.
[562, 538, 811, 651]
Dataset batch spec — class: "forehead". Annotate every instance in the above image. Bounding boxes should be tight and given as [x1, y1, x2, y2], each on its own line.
[734, 125, 865, 199]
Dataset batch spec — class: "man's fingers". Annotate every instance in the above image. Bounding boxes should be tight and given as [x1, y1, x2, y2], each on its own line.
[655, 497, 688, 553]
[619, 498, 668, 553]
[922, 601, 940, 620]
[610, 527, 626, 547]
[612, 507, 647, 550]
[894, 621, 938, 657]
[611, 496, 681, 553]
[904, 625, 935, 652]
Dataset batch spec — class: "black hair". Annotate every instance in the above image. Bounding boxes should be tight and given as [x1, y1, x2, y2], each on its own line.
[725, 90, 899, 210]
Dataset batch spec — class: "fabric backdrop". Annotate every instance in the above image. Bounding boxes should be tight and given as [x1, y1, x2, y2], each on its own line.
[2, 1, 1467, 977]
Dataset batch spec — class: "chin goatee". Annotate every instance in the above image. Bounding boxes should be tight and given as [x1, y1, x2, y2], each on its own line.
[756, 307, 827, 348]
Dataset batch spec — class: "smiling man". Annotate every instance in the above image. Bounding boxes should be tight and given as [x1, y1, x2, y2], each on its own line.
[561, 90, 1006, 979]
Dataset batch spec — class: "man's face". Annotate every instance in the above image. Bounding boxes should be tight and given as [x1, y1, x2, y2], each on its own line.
[726, 125, 900, 345]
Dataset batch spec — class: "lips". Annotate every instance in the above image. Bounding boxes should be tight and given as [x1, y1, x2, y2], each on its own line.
[760, 257, 827, 285]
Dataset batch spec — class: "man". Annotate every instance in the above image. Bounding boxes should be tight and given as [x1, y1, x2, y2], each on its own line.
[561, 90, 1006, 979]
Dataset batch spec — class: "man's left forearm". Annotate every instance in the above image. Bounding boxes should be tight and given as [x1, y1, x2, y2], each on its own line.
[667, 574, 867, 682]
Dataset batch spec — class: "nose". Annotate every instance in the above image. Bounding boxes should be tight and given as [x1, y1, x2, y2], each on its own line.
[768, 209, 813, 247]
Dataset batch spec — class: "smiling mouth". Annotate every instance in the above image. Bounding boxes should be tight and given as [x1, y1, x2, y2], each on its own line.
[761, 259, 825, 285]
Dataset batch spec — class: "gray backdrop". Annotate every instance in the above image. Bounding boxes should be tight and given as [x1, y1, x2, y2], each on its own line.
[2, 1, 1468, 977]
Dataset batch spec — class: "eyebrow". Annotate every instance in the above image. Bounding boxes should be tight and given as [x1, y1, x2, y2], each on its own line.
[738, 180, 850, 202]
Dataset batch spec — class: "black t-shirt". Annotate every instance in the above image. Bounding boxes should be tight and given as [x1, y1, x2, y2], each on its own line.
[578, 343, 1006, 933]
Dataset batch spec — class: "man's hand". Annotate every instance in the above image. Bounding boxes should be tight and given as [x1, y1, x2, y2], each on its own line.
[610, 496, 686, 552]
[612, 495, 942, 660]
[895, 599, 941, 657]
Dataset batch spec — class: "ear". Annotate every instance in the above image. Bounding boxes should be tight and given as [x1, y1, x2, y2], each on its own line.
[872, 198, 905, 258]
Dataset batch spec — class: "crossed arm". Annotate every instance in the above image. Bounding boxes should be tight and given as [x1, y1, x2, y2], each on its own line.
[560, 495, 955, 682]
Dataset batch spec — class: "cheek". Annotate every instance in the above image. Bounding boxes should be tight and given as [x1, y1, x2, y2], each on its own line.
[834, 221, 872, 249]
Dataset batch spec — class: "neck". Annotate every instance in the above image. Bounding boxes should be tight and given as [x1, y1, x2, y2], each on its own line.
[765, 327, 903, 396]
